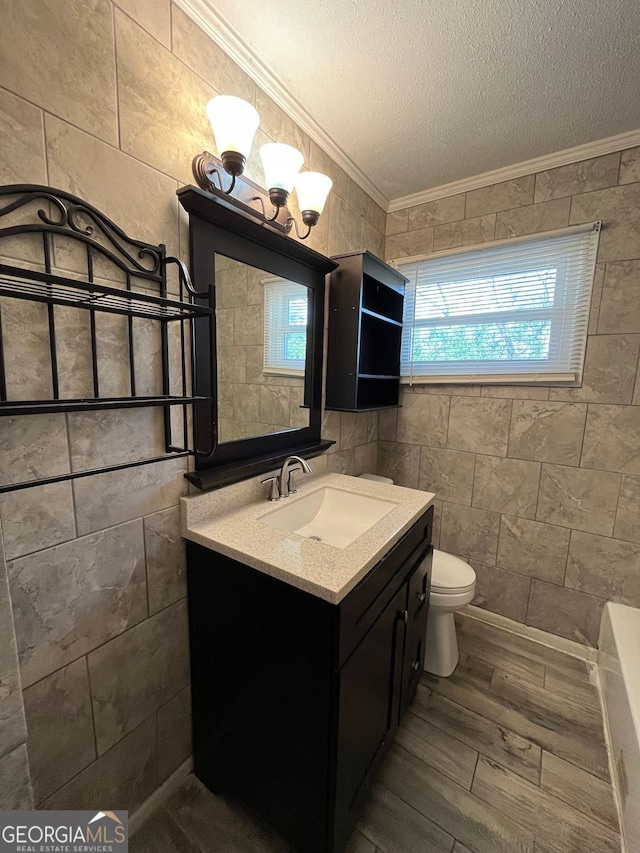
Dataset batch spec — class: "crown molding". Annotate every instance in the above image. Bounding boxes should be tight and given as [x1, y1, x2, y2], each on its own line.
[174, 0, 389, 211]
[388, 128, 640, 212]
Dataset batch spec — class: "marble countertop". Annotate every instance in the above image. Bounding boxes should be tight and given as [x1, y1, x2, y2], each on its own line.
[181, 472, 435, 604]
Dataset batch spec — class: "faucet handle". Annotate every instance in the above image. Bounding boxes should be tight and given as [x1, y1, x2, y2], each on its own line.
[261, 476, 280, 502]
[287, 466, 302, 495]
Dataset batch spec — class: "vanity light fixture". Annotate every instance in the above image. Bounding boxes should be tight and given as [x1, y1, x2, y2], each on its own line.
[192, 95, 332, 240]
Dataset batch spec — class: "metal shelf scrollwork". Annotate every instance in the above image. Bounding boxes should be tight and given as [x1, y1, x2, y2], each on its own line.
[0, 184, 216, 493]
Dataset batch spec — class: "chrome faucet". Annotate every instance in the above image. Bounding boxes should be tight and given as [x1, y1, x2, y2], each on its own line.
[278, 455, 312, 498]
[261, 455, 313, 501]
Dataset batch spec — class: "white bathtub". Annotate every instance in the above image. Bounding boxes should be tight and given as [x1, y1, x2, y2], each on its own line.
[599, 602, 640, 853]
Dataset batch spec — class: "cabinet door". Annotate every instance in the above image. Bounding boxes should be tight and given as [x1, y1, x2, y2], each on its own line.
[333, 583, 407, 849]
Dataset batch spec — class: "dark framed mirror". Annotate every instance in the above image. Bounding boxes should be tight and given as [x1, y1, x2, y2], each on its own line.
[178, 185, 337, 489]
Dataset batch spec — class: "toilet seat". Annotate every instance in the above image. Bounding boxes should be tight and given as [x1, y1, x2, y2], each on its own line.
[431, 549, 476, 594]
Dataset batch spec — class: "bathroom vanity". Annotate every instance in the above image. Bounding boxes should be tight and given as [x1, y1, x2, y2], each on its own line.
[183, 473, 434, 853]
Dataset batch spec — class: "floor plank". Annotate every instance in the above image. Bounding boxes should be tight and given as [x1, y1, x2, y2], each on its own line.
[539, 751, 619, 831]
[458, 632, 546, 689]
[357, 783, 455, 853]
[430, 667, 610, 780]
[543, 666, 600, 710]
[130, 808, 201, 853]
[345, 829, 377, 853]
[459, 618, 592, 682]
[165, 775, 289, 853]
[380, 746, 534, 853]
[397, 709, 479, 789]
[413, 681, 542, 784]
[471, 756, 620, 853]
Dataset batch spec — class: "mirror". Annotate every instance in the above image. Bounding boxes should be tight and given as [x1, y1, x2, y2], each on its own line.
[178, 183, 337, 490]
[215, 254, 310, 443]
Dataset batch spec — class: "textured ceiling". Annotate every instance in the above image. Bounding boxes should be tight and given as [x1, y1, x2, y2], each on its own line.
[202, 0, 640, 202]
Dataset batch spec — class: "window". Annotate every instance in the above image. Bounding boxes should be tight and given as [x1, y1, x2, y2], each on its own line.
[263, 278, 308, 375]
[397, 223, 601, 384]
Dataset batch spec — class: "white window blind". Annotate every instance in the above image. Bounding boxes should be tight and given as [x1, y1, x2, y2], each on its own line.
[263, 278, 308, 375]
[397, 223, 601, 384]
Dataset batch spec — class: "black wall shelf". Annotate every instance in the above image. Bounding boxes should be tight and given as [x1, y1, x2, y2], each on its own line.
[0, 184, 215, 493]
[325, 251, 408, 412]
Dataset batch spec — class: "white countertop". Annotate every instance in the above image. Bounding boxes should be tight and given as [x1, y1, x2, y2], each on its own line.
[181, 472, 435, 604]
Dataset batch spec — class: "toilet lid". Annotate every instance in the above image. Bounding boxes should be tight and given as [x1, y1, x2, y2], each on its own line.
[431, 549, 476, 593]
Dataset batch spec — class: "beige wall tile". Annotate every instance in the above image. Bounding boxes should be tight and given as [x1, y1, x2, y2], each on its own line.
[508, 400, 587, 465]
[255, 89, 310, 162]
[0, 0, 117, 144]
[347, 179, 369, 220]
[614, 475, 640, 543]
[589, 264, 605, 334]
[115, 0, 170, 46]
[45, 114, 180, 258]
[566, 531, 640, 607]
[24, 657, 96, 803]
[480, 385, 549, 400]
[170, 6, 253, 99]
[570, 182, 640, 262]
[115, 10, 215, 185]
[447, 397, 512, 456]
[495, 198, 571, 239]
[440, 503, 500, 564]
[472, 455, 541, 519]
[537, 464, 620, 534]
[157, 686, 192, 781]
[354, 442, 378, 477]
[0, 482, 75, 560]
[308, 140, 348, 201]
[396, 394, 450, 447]
[328, 194, 364, 256]
[0, 89, 45, 184]
[534, 154, 621, 202]
[619, 147, 640, 186]
[0, 415, 69, 488]
[67, 409, 165, 470]
[0, 745, 33, 810]
[385, 226, 433, 260]
[340, 412, 369, 449]
[581, 404, 640, 474]
[9, 520, 147, 688]
[43, 715, 157, 812]
[144, 507, 187, 615]
[0, 536, 27, 762]
[88, 599, 189, 753]
[548, 334, 640, 405]
[408, 194, 465, 230]
[497, 515, 570, 584]
[361, 220, 385, 257]
[526, 580, 604, 646]
[259, 386, 289, 425]
[73, 457, 186, 535]
[377, 441, 420, 488]
[321, 410, 341, 452]
[471, 560, 531, 622]
[419, 447, 475, 505]
[421, 384, 481, 396]
[326, 447, 355, 476]
[598, 260, 640, 333]
[466, 176, 535, 218]
[385, 209, 409, 236]
[378, 409, 398, 441]
[433, 214, 496, 252]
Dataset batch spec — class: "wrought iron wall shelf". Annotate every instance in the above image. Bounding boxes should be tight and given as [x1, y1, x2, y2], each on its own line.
[0, 184, 216, 493]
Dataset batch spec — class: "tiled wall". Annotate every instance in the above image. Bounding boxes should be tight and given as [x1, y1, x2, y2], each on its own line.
[383, 149, 640, 645]
[0, 0, 381, 810]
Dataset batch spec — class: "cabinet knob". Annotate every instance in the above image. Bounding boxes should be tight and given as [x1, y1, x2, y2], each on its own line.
[416, 591, 427, 603]
[411, 660, 420, 672]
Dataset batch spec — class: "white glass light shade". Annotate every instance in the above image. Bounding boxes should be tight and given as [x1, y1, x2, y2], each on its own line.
[295, 172, 333, 215]
[206, 95, 259, 158]
[259, 143, 304, 193]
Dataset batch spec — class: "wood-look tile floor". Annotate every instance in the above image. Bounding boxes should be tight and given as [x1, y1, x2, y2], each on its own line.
[132, 616, 621, 853]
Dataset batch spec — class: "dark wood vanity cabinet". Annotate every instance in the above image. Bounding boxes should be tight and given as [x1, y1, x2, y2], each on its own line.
[186, 505, 433, 853]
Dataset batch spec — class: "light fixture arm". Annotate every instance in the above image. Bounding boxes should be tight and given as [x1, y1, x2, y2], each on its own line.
[286, 217, 312, 240]
[251, 195, 282, 223]
[192, 153, 237, 195]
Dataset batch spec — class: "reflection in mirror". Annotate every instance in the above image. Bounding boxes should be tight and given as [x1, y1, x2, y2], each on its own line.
[215, 254, 310, 443]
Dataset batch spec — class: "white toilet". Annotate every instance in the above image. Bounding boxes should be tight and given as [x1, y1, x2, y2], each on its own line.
[358, 474, 476, 678]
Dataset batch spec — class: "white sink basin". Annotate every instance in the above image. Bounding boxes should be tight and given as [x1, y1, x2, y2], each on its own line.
[262, 486, 398, 548]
